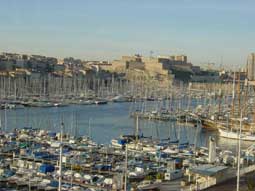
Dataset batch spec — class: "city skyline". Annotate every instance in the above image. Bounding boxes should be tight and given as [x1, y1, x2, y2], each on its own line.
[0, 0, 254, 68]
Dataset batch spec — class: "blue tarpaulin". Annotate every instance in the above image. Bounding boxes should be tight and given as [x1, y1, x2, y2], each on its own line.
[117, 139, 127, 145]
[4, 170, 15, 178]
[39, 164, 55, 173]
[49, 180, 59, 187]
[34, 151, 57, 160]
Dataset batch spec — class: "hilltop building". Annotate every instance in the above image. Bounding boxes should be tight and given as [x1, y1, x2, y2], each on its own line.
[109, 54, 192, 74]
[105, 54, 205, 83]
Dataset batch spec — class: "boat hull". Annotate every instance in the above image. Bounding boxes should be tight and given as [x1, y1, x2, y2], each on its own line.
[218, 129, 255, 141]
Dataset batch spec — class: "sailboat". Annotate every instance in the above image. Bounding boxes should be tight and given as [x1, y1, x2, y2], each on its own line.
[218, 128, 255, 141]
[218, 73, 255, 141]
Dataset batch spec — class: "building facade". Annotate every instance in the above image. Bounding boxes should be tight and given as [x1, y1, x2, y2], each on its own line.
[247, 53, 255, 81]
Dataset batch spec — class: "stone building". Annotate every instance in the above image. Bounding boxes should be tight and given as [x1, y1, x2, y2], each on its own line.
[247, 53, 255, 81]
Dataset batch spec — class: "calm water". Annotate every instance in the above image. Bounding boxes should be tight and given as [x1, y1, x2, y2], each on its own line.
[0, 102, 252, 151]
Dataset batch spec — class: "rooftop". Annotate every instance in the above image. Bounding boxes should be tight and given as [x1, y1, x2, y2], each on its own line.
[190, 164, 228, 176]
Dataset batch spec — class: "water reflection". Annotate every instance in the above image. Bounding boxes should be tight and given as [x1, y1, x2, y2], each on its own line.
[0, 102, 253, 153]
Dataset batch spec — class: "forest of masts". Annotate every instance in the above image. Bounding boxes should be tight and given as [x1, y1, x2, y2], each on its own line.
[0, 73, 249, 105]
[0, 73, 173, 100]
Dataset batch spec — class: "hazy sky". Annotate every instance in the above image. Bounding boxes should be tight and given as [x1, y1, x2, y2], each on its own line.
[0, 0, 254, 67]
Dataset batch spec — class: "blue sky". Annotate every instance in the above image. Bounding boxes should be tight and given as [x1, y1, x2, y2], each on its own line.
[0, 0, 254, 67]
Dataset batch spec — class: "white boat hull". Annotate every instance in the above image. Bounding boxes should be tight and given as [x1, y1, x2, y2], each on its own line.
[111, 139, 123, 148]
[219, 129, 255, 141]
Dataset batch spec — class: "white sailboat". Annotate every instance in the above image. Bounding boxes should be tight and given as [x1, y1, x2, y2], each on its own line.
[218, 128, 255, 141]
[218, 74, 255, 141]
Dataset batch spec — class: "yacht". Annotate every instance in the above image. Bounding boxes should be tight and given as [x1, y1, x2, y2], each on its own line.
[218, 128, 255, 141]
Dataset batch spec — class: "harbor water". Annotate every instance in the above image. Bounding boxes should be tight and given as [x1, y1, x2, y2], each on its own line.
[0, 102, 252, 151]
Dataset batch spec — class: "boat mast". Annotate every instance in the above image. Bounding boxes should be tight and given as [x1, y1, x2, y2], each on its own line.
[238, 70, 241, 116]
[58, 122, 64, 191]
[75, 112, 78, 138]
[89, 118, 92, 139]
[231, 71, 236, 118]
[236, 110, 243, 191]
[187, 82, 192, 111]
[135, 115, 139, 145]
[0, 115, 2, 131]
[124, 144, 128, 191]
[243, 78, 248, 118]
[14, 78, 17, 101]
[177, 97, 181, 145]
[218, 88, 222, 116]
[4, 103, 7, 132]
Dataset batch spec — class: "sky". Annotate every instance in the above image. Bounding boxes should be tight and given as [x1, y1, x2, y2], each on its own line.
[0, 0, 254, 68]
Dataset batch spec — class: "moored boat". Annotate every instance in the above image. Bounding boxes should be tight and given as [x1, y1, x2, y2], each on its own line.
[218, 128, 255, 141]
